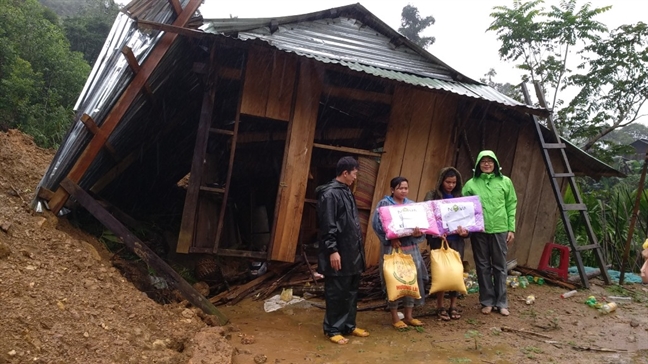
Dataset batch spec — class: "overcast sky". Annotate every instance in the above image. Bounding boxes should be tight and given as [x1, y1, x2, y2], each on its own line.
[197, 0, 647, 86]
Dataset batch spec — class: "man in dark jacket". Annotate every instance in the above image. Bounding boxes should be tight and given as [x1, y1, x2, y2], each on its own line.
[316, 156, 368, 344]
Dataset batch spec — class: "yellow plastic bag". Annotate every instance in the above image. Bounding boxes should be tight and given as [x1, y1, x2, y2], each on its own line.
[430, 238, 467, 295]
[383, 248, 421, 301]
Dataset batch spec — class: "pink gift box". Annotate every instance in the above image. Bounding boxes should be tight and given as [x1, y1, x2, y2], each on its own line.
[430, 196, 484, 236]
[378, 201, 439, 240]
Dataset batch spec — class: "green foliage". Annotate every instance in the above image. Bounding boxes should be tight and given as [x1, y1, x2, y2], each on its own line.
[39, 0, 117, 18]
[0, 0, 90, 147]
[555, 175, 648, 272]
[398, 5, 435, 48]
[61, 0, 120, 65]
[489, 0, 609, 111]
[64, 15, 115, 65]
[605, 123, 648, 146]
[562, 22, 648, 151]
[487, 1, 648, 154]
[464, 330, 481, 350]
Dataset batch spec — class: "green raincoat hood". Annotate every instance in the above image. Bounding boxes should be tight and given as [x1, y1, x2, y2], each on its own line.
[473, 150, 502, 178]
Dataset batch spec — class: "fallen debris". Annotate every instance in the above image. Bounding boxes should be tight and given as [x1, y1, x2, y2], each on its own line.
[571, 345, 627, 353]
[501, 326, 552, 339]
[514, 266, 578, 290]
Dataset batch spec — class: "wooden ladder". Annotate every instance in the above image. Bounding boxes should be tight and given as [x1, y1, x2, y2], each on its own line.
[521, 82, 611, 288]
[177, 50, 246, 256]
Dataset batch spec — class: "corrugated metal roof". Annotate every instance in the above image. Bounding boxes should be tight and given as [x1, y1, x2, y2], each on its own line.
[202, 4, 547, 116]
[37, 0, 199, 194]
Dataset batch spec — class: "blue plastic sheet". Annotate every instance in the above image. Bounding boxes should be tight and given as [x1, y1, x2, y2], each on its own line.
[568, 266, 644, 284]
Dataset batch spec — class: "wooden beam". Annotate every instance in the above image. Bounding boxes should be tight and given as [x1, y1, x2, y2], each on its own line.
[48, 0, 203, 213]
[37, 187, 54, 201]
[235, 128, 364, 144]
[322, 84, 392, 104]
[216, 249, 268, 259]
[60, 178, 228, 324]
[121, 46, 153, 97]
[167, 0, 182, 16]
[79, 114, 118, 159]
[136, 19, 209, 39]
[313, 143, 382, 157]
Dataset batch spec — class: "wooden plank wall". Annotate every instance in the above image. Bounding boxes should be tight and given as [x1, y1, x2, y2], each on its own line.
[508, 121, 559, 266]
[269, 60, 322, 262]
[364, 86, 457, 266]
[417, 93, 458, 199]
[240, 46, 296, 122]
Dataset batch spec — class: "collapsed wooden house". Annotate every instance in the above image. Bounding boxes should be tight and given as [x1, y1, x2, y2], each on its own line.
[35, 0, 622, 275]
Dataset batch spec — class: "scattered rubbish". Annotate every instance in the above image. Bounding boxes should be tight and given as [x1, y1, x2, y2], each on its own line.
[560, 290, 577, 299]
[530, 276, 545, 285]
[397, 312, 404, 320]
[607, 296, 632, 304]
[600, 302, 618, 314]
[263, 294, 305, 312]
[149, 275, 168, 289]
[465, 271, 479, 294]
[518, 276, 529, 288]
[585, 296, 602, 309]
[525, 295, 536, 305]
[250, 261, 268, 277]
[280, 288, 293, 302]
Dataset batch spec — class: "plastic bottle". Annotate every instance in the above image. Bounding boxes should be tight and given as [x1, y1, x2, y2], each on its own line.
[600, 302, 617, 314]
[510, 279, 519, 288]
[525, 295, 536, 305]
[585, 296, 597, 307]
[607, 296, 632, 304]
[534, 277, 545, 285]
[518, 276, 528, 288]
[560, 290, 577, 299]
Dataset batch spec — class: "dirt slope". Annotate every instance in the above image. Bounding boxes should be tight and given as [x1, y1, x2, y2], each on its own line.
[0, 130, 232, 364]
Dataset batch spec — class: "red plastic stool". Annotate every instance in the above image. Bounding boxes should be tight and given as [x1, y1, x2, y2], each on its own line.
[537, 242, 570, 280]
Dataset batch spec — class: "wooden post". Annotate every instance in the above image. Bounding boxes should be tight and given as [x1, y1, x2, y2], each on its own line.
[269, 60, 321, 262]
[60, 179, 229, 325]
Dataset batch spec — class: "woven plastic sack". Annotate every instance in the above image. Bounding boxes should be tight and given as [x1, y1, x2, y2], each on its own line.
[383, 248, 421, 301]
[429, 238, 467, 294]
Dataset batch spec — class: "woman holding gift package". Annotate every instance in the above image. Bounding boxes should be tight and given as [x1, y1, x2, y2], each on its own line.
[462, 150, 517, 316]
[372, 176, 428, 330]
[424, 167, 469, 321]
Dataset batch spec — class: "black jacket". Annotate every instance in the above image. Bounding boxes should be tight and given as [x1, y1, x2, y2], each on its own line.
[316, 179, 365, 276]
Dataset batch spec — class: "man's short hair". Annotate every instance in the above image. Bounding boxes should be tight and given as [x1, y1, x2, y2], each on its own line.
[336, 156, 359, 176]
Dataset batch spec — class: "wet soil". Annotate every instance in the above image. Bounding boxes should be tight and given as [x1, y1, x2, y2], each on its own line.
[223, 283, 648, 364]
[1, 129, 648, 364]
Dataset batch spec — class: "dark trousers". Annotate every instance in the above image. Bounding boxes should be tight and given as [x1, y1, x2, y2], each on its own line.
[471, 232, 508, 308]
[323, 274, 360, 336]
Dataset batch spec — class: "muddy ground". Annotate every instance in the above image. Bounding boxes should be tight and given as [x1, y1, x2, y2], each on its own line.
[1, 129, 648, 364]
